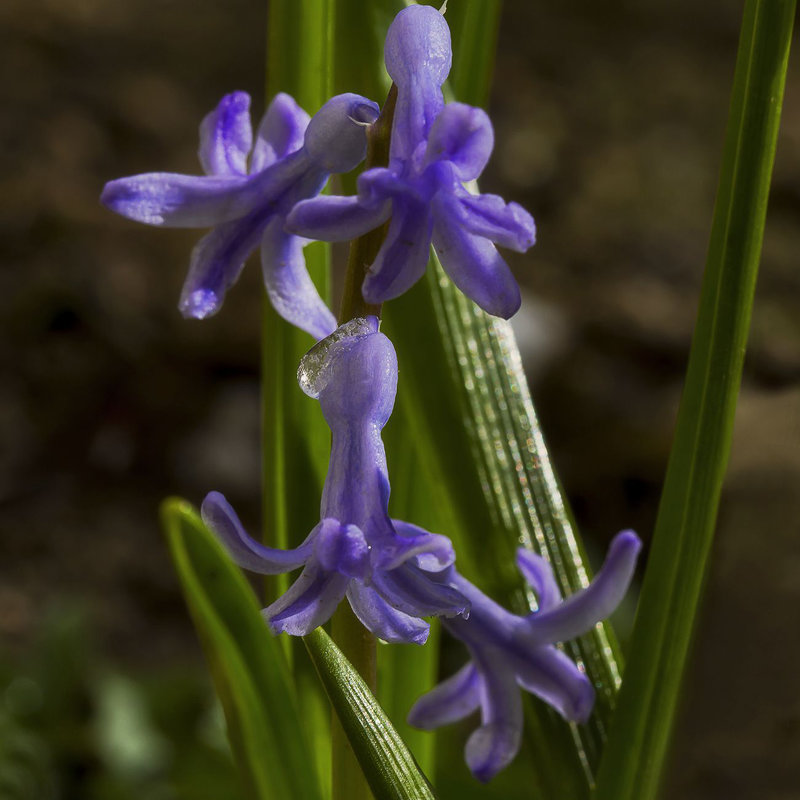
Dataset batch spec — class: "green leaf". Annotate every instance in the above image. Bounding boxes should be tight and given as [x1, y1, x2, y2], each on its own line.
[379, 4, 622, 794]
[380, 428, 444, 777]
[304, 628, 437, 800]
[161, 498, 324, 800]
[445, 0, 503, 106]
[592, 2, 796, 799]
[264, 3, 336, 790]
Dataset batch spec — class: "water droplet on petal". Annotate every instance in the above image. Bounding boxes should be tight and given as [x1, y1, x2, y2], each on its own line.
[297, 316, 378, 398]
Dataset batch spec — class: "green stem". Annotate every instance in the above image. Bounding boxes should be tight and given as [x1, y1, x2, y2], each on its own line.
[330, 83, 397, 800]
[593, 1, 795, 798]
[338, 85, 397, 324]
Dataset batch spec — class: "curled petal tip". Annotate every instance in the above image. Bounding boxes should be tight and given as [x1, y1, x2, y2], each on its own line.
[568, 679, 596, 724]
[465, 723, 519, 783]
[614, 529, 642, 552]
[179, 288, 220, 319]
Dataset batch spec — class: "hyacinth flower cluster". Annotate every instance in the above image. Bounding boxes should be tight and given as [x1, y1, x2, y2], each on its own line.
[102, 91, 379, 339]
[287, 5, 536, 318]
[202, 318, 641, 780]
[102, 3, 641, 783]
[201, 318, 468, 643]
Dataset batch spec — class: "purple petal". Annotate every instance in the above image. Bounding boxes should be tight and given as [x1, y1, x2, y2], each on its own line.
[513, 645, 595, 723]
[522, 530, 641, 644]
[408, 663, 480, 729]
[384, 6, 451, 166]
[425, 103, 494, 181]
[465, 655, 523, 783]
[177, 212, 264, 319]
[303, 93, 380, 173]
[377, 520, 455, 572]
[358, 167, 412, 204]
[285, 195, 390, 242]
[201, 491, 313, 574]
[370, 562, 469, 618]
[346, 582, 430, 644]
[515, 549, 562, 611]
[457, 193, 536, 252]
[431, 192, 521, 319]
[316, 330, 398, 428]
[264, 563, 350, 636]
[251, 92, 310, 173]
[198, 91, 253, 177]
[101, 173, 250, 228]
[260, 216, 337, 340]
[361, 197, 433, 304]
[314, 519, 370, 579]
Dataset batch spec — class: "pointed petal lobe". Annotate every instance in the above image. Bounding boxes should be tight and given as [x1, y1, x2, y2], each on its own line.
[264, 564, 350, 636]
[466, 655, 524, 783]
[362, 198, 433, 304]
[260, 216, 336, 340]
[425, 103, 494, 181]
[101, 173, 251, 228]
[251, 92, 310, 173]
[347, 583, 430, 644]
[515, 549, 562, 611]
[513, 645, 595, 723]
[286, 195, 390, 242]
[408, 663, 481, 729]
[432, 192, 521, 319]
[198, 91, 253, 177]
[523, 530, 641, 643]
[457, 193, 536, 252]
[201, 491, 313, 574]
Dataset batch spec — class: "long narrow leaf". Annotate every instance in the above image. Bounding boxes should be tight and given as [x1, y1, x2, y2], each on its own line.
[593, 2, 796, 798]
[161, 498, 323, 800]
[305, 628, 437, 800]
[381, 2, 623, 793]
[264, 3, 336, 789]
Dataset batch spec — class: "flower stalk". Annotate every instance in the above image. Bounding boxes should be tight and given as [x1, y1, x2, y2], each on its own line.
[330, 82, 397, 800]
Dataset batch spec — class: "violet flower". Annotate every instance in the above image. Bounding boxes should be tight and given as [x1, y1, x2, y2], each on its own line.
[408, 531, 641, 781]
[102, 92, 379, 339]
[201, 318, 468, 642]
[286, 5, 536, 318]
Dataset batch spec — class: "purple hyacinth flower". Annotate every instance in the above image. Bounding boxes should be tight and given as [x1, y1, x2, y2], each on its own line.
[201, 318, 468, 642]
[408, 531, 641, 782]
[101, 91, 379, 339]
[286, 6, 536, 319]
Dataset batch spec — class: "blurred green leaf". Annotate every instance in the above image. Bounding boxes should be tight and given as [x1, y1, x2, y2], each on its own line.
[445, 0, 502, 106]
[593, 2, 796, 798]
[264, 3, 336, 790]
[305, 628, 437, 800]
[161, 498, 324, 800]
[380, 429, 445, 778]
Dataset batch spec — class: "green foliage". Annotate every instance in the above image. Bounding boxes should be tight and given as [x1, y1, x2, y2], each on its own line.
[305, 629, 437, 800]
[161, 498, 323, 800]
[593, 2, 797, 798]
[0, 607, 241, 800]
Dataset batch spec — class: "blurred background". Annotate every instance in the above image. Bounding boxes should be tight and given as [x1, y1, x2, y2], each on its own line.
[1, 0, 798, 797]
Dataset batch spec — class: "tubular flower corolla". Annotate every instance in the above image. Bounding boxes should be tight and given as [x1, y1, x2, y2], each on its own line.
[201, 318, 468, 642]
[408, 531, 641, 781]
[102, 92, 379, 339]
[287, 4, 536, 318]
